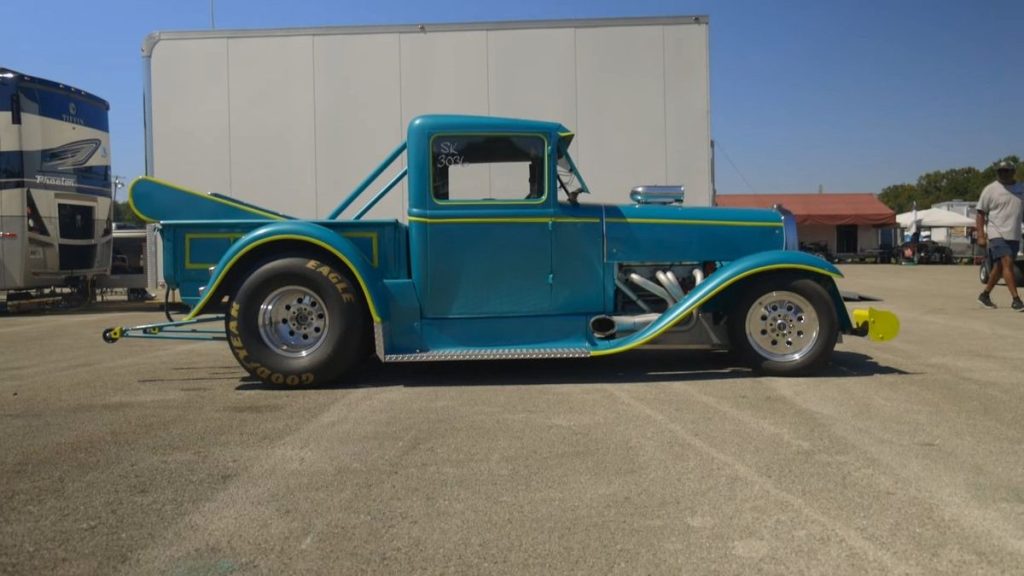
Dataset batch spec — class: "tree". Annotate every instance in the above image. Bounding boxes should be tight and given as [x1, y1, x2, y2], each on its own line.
[112, 201, 143, 226]
[878, 183, 918, 214]
[915, 167, 985, 205]
[879, 155, 1021, 213]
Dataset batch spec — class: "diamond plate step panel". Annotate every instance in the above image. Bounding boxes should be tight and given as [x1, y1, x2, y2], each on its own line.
[383, 347, 590, 362]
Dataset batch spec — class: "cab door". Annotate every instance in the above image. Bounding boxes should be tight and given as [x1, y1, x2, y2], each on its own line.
[413, 133, 552, 318]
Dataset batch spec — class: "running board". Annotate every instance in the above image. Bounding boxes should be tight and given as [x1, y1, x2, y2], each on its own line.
[373, 323, 590, 362]
[384, 347, 590, 362]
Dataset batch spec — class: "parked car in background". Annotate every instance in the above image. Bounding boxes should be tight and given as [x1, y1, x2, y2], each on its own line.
[978, 249, 1024, 285]
[799, 241, 835, 263]
[898, 239, 954, 264]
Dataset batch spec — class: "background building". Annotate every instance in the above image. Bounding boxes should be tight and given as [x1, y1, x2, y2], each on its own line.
[143, 16, 713, 219]
[716, 193, 896, 261]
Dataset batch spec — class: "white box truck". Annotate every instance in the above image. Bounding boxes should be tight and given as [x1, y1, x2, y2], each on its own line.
[142, 16, 713, 219]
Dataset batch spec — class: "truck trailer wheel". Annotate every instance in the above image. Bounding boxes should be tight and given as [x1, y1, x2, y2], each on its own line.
[728, 276, 838, 376]
[226, 256, 368, 387]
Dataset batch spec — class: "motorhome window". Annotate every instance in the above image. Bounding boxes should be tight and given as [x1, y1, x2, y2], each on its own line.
[0, 150, 22, 180]
[10, 93, 21, 124]
[431, 135, 545, 202]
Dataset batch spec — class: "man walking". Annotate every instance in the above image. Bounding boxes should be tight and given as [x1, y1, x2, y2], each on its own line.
[977, 160, 1024, 310]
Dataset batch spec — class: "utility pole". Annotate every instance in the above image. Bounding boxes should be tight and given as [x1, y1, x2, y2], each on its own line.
[210, 0, 216, 29]
[110, 176, 126, 225]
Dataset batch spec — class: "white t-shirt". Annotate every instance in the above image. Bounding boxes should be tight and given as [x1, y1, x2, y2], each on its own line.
[977, 180, 1024, 241]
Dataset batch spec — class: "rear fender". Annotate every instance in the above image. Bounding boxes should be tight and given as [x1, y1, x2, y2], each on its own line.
[591, 250, 848, 355]
[185, 221, 386, 323]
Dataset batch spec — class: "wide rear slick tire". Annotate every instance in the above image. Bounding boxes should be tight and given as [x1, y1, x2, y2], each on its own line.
[227, 256, 368, 387]
[729, 275, 839, 377]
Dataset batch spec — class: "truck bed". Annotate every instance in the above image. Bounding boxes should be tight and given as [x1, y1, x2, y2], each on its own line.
[129, 178, 407, 307]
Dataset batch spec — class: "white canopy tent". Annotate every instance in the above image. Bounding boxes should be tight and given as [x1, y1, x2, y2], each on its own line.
[896, 207, 975, 229]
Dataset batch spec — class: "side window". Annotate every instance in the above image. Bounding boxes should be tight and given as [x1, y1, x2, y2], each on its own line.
[431, 134, 546, 202]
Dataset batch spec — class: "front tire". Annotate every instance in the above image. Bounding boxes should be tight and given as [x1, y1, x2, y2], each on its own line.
[728, 275, 839, 376]
[226, 257, 368, 387]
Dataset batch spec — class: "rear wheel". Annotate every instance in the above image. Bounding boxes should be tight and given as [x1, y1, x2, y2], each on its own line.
[226, 256, 368, 387]
[728, 276, 839, 376]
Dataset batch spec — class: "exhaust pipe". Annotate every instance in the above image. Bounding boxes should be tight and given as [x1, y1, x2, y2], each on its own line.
[590, 316, 617, 338]
[590, 313, 661, 338]
[596, 268, 712, 339]
[615, 277, 652, 313]
[656, 270, 685, 302]
[670, 268, 707, 332]
[628, 273, 675, 307]
[692, 267, 705, 286]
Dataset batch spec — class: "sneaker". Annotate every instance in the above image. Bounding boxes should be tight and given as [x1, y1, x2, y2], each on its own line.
[978, 292, 997, 309]
[1013, 298, 1024, 312]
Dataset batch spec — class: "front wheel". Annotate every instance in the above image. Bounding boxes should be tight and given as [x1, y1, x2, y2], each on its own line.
[226, 256, 368, 387]
[728, 276, 839, 376]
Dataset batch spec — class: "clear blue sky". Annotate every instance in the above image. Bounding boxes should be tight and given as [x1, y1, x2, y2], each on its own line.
[3, 0, 1021, 196]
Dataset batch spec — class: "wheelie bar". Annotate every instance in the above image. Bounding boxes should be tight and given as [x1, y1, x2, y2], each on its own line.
[102, 315, 227, 343]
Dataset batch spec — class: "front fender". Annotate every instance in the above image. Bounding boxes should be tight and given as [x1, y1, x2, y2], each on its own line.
[186, 221, 387, 323]
[591, 250, 846, 356]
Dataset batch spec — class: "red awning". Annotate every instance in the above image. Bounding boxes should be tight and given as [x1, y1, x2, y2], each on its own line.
[715, 193, 896, 226]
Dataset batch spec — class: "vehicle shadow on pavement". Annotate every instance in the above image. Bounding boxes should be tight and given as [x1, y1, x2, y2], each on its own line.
[231, 349, 906, 391]
[357, 350, 748, 388]
[827, 351, 909, 377]
[137, 365, 253, 385]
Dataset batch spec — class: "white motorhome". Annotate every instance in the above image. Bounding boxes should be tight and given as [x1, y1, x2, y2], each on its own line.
[0, 68, 114, 292]
[142, 16, 713, 219]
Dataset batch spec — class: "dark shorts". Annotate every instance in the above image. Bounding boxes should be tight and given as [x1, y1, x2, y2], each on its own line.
[988, 238, 1020, 261]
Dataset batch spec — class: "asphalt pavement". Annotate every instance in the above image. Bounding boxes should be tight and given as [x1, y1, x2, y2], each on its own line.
[2, 264, 1023, 575]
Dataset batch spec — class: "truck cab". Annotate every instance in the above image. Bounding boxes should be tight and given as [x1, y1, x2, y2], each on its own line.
[407, 116, 604, 320]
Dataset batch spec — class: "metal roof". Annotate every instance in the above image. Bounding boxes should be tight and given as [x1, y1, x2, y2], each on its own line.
[716, 193, 896, 226]
[143, 15, 708, 57]
[0, 67, 109, 108]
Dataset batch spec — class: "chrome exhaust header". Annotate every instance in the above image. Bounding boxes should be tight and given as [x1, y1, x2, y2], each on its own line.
[628, 272, 674, 307]
[598, 267, 710, 338]
[656, 270, 685, 302]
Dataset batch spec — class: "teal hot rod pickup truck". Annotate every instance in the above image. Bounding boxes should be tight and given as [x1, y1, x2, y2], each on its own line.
[104, 115, 898, 386]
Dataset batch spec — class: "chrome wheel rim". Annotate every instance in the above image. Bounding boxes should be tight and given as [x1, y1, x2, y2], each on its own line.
[257, 286, 329, 358]
[744, 290, 820, 363]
